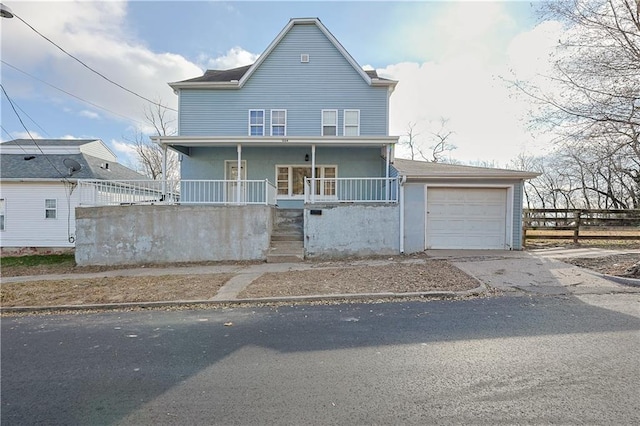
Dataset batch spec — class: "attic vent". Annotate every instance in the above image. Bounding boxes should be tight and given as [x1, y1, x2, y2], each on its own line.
[300, 54, 309, 63]
[100, 162, 110, 170]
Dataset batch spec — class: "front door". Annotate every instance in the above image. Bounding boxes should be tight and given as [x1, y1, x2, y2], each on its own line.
[225, 160, 246, 203]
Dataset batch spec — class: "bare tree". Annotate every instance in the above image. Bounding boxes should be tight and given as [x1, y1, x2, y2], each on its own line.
[126, 101, 179, 180]
[400, 121, 421, 160]
[512, 0, 640, 208]
[420, 117, 456, 163]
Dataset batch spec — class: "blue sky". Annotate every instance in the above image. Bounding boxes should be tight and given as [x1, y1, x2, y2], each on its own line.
[1, 1, 561, 170]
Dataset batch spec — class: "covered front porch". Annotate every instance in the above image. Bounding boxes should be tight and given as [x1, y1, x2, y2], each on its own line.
[151, 135, 398, 209]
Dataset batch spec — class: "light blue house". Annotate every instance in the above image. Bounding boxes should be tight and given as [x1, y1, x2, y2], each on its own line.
[75, 17, 537, 266]
[156, 17, 398, 209]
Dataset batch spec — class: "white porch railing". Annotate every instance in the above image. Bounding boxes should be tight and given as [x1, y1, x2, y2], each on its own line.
[78, 179, 277, 206]
[304, 177, 398, 203]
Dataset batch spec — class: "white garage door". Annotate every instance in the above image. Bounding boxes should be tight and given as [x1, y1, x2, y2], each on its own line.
[426, 187, 508, 249]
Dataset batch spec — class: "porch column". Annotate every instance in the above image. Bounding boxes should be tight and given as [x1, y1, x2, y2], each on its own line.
[385, 144, 390, 201]
[311, 144, 316, 203]
[161, 144, 167, 199]
[237, 144, 242, 204]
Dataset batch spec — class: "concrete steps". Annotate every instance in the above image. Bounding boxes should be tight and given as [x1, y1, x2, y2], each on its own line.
[267, 209, 304, 263]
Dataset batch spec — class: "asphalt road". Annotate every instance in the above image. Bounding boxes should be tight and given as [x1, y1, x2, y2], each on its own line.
[2, 294, 639, 425]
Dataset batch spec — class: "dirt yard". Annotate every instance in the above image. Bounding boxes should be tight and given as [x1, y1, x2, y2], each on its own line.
[1, 274, 233, 307]
[1, 248, 637, 309]
[238, 260, 478, 298]
[563, 254, 640, 278]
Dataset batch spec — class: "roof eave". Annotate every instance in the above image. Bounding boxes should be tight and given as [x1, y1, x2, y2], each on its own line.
[403, 172, 540, 180]
[169, 81, 240, 90]
[152, 135, 399, 148]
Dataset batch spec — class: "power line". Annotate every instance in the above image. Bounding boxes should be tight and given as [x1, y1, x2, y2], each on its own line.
[0, 124, 30, 155]
[11, 96, 50, 137]
[0, 83, 69, 182]
[1, 59, 148, 127]
[12, 12, 177, 113]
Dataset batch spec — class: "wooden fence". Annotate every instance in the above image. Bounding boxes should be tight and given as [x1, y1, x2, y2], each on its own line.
[523, 209, 640, 243]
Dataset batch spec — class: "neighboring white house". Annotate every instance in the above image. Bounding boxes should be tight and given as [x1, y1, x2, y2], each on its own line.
[0, 139, 145, 254]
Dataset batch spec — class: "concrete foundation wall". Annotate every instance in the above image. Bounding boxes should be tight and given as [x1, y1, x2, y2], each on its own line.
[304, 203, 399, 258]
[75, 205, 273, 265]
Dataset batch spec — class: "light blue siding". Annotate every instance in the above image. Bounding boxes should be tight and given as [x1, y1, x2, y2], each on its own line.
[179, 23, 389, 136]
[181, 146, 386, 180]
[402, 180, 527, 251]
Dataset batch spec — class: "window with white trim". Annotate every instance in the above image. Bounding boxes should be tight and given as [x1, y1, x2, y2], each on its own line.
[271, 110, 287, 136]
[322, 110, 337, 136]
[249, 110, 264, 136]
[276, 165, 337, 197]
[45, 199, 57, 219]
[0, 199, 5, 231]
[344, 109, 360, 136]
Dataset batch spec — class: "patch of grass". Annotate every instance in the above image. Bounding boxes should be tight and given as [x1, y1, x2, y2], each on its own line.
[1, 254, 76, 268]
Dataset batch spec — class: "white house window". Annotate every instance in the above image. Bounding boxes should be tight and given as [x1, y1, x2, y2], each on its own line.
[344, 109, 360, 136]
[276, 165, 337, 197]
[0, 199, 5, 231]
[271, 110, 287, 136]
[322, 110, 337, 136]
[249, 110, 265, 136]
[45, 199, 57, 219]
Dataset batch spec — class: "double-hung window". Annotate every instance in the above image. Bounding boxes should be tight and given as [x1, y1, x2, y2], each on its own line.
[344, 109, 360, 136]
[45, 199, 57, 219]
[249, 110, 265, 136]
[322, 110, 337, 136]
[0, 199, 5, 231]
[271, 110, 287, 136]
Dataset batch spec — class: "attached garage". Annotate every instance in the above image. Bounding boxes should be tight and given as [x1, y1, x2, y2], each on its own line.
[392, 159, 539, 252]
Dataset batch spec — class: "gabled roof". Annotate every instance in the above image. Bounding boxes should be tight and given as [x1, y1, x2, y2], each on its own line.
[1, 153, 146, 181]
[392, 158, 539, 180]
[170, 18, 397, 90]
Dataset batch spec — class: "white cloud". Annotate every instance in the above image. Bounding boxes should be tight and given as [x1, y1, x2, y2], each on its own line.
[200, 47, 259, 70]
[379, 55, 537, 165]
[79, 110, 100, 120]
[507, 21, 564, 81]
[9, 131, 44, 140]
[377, 3, 563, 166]
[111, 139, 140, 168]
[2, 1, 202, 128]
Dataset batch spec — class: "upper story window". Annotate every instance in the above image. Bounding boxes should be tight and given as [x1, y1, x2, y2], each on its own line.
[271, 110, 287, 136]
[0, 199, 5, 231]
[344, 110, 360, 136]
[249, 110, 265, 136]
[322, 110, 337, 136]
[45, 199, 57, 219]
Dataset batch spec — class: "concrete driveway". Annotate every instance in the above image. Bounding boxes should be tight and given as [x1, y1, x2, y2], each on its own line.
[427, 248, 640, 296]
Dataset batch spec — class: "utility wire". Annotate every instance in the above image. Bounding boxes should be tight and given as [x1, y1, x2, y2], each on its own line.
[1, 60, 148, 127]
[0, 124, 30, 155]
[0, 83, 69, 182]
[12, 12, 177, 113]
[12, 96, 50, 137]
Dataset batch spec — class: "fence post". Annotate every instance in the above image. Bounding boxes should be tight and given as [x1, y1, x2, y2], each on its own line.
[573, 210, 581, 244]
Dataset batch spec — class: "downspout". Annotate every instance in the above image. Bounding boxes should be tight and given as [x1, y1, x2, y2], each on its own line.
[237, 144, 242, 204]
[399, 175, 406, 253]
[311, 144, 316, 204]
